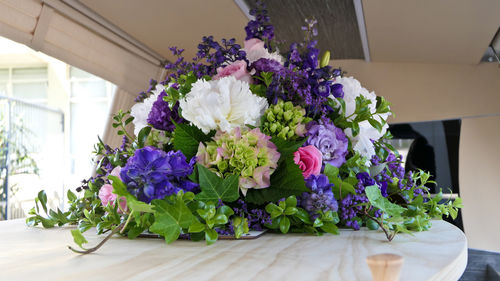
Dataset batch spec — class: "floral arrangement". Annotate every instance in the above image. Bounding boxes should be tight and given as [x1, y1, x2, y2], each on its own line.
[27, 4, 462, 253]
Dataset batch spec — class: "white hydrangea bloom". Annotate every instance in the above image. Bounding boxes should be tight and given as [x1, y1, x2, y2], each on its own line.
[331, 76, 391, 162]
[130, 84, 165, 136]
[179, 76, 268, 133]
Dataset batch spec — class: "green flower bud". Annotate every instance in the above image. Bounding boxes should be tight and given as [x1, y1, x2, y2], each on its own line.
[267, 111, 275, 122]
[283, 111, 293, 121]
[217, 160, 228, 172]
[284, 101, 294, 111]
[270, 123, 278, 133]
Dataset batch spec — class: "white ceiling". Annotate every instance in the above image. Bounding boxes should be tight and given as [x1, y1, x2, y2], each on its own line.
[79, 0, 500, 64]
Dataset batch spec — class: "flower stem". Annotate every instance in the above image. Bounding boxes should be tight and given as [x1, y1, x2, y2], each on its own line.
[363, 209, 395, 242]
[120, 210, 134, 234]
[68, 222, 124, 255]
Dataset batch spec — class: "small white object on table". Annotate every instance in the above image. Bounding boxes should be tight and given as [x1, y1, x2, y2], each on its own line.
[0, 219, 467, 281]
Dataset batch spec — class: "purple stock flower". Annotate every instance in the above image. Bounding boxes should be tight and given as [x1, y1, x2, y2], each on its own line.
[120, 147, 198, 203]
[305, 120, 348, 167]
[301, 174, 338, 213]
[147, 91, 184, 132]
[253, 58, 285, 74]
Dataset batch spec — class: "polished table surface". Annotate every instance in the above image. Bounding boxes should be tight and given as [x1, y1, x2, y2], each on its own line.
[0, 219, 467, 281]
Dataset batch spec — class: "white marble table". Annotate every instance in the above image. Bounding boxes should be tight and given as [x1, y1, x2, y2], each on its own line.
[0, 219, 467, 281]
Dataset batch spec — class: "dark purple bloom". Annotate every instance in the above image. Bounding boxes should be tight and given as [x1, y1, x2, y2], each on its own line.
[147, 91, 183, 132]
[252, 58, 285, 74]
[331, 83, 344, 98]
[305, 120, 348, 167]
[120, 147, 198, 203]
[301, 174, 338, 214]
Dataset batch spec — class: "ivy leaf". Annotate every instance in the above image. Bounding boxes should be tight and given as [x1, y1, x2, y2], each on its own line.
[70, 229, 88, 250]
[271, 137, 306, 160]
[173, 123, 213, 159]
[149, 196, 196, 244]
[195, 164, 239, 202]
[246, 157, 308, 204]
[365, 185, 406, 217]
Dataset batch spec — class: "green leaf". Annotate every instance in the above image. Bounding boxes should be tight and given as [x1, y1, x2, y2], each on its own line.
[67, 189, 77, 202]
[320, 222, 339, 235]
[188, 221, 206, 233]
[109, 175, 154, 213]
[366, 218, 380, 230]
[37, 190, 48, 214]
[279, 216, 290, 233]
[70, 229, 88, 250]
[217, 205, 234, 218]
[173, 123, 213, 159]
[232, 216, 249, 239]
[195, 164, 239, 202]
[149, 195, 197, 244]
[369, 163, 387, 177]
[214, 214, 228, 225]
[271, 137, 306, 158]
[284, 207, 298, 216]
[285, 196, 297, 208]
[246, 157, 308, 204]
[365, 185, 406, 217]
[136, 126, 152, 148]
[294, 208, 312, 224]
[205, 229, 218, 245]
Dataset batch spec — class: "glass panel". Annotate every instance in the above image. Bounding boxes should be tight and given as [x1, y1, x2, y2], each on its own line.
[70, 81, 106, 98]
[70, 101, 108, 174]
[12, 67, 47, 80]
[70, 67, 95, 79]
[12, 82, 48, 100]
[0, 69, 8, 81]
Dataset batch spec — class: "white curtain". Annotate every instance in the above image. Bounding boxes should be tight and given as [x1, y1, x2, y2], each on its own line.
[102, 88, 137, 150]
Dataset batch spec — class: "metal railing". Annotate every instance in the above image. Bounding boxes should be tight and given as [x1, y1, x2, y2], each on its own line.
[0, 95, 64, 220]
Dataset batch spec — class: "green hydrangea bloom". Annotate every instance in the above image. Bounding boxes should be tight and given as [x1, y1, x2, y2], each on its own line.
[261, 100, 311, 140]
[196, 127, 280, 195]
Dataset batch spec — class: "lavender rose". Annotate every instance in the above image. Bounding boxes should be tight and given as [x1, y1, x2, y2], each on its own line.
[305, 120, 348, 168]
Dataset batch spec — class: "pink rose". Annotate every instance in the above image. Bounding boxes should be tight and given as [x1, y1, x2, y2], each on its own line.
[213, 60, 252, 84]
[98, 184, 127, 213]
[244, 38, 265, 53]
[293, 145, 322, 179]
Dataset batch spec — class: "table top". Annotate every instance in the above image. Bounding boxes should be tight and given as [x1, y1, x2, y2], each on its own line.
[0, 219, 467, 281]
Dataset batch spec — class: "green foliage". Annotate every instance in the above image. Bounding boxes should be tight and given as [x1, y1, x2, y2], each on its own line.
[324, 164, 356, 200]
[150, 191, 196, 244]
[246, 156, 308, 204]
[188, 201, 235, 245]
[172, 123, 214, 160]
[264, 195, 340, 235]
[70, 229, 88, 250]
[195, 164, 240, 203]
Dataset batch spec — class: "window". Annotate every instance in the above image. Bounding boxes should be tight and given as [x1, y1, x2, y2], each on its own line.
[0, 67, 48, 103]
[69, 67, 115, 177]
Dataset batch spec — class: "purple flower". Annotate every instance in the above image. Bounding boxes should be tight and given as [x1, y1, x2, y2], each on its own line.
[305, 121, 348, 167]
[253, 58, 285, 75]
[331, 83, 344, 98]
[120, 147, 198, 203]
[147, 91, 183, 132]
[301, 174, 338, 213]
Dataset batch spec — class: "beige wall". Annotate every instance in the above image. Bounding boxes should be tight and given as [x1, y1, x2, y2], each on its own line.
[460, 116, 500, 251]
[332, 60, 500, 251]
